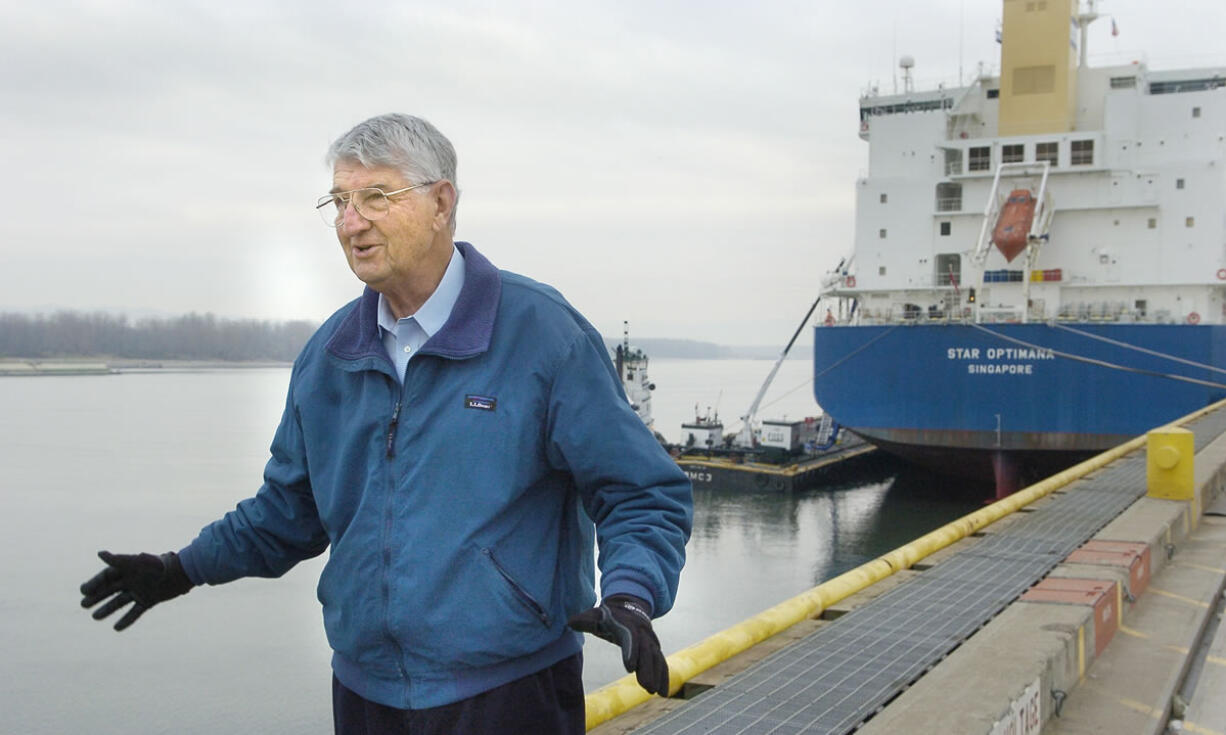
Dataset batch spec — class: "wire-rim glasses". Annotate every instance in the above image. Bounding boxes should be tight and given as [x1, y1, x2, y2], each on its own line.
[315, 183, 435, 227]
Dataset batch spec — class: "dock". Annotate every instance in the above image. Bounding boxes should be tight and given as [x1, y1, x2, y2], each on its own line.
[588, 401, 1226, 734]
[675, 437, 880, 493]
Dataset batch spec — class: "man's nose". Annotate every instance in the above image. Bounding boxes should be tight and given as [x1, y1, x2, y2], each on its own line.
[339, 201, 371, 234]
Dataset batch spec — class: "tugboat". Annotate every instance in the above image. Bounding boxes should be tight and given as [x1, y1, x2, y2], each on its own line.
[614, 322, 664, 441]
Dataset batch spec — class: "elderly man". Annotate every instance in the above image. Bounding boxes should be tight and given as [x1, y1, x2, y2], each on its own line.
[80, 113, 693, 734]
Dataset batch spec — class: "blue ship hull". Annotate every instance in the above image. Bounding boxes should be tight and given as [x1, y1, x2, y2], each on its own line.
[813, 323, 1226, 478]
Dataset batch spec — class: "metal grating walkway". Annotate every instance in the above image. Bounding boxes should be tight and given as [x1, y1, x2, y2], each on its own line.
[635, 410, 1226, 734]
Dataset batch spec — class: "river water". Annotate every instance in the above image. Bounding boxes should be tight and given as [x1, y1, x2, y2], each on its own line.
[0, 361, 987, 734]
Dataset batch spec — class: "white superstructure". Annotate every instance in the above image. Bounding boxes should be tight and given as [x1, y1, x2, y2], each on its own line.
[834, 0, 1226, 327]
[615, 321, 656, 429]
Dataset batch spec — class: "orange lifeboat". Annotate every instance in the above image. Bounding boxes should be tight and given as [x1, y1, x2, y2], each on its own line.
[992, 189, 1036, 263]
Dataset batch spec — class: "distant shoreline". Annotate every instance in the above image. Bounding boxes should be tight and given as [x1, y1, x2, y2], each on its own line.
[0, 309, 809, 363]
[0, 358, 292, 376]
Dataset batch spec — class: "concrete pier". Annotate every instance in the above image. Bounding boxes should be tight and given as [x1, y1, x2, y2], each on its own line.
[587, 401, 1226, 734]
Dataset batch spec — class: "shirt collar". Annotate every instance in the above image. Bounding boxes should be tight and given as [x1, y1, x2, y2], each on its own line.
[375, 244, 466, 338]
[325, 241, 499, 365]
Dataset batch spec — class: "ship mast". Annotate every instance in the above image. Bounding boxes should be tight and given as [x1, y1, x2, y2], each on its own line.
[1077, 0, 1099, 68]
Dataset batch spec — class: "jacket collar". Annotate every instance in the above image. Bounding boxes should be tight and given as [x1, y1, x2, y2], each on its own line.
[326, 241, 500, 364]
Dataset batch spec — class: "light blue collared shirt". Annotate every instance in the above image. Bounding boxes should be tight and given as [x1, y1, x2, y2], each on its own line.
[376, 245, 466, 383]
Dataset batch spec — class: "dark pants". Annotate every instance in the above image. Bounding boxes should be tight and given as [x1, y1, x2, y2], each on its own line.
[332, 654, 585, 735]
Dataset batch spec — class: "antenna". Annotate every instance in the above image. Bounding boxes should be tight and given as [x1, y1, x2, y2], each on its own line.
[959, 0, 965, 85]
[892, 23, 898, 94]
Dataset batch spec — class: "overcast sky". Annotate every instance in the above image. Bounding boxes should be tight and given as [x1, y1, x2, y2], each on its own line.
[3, 1, 1223, 345]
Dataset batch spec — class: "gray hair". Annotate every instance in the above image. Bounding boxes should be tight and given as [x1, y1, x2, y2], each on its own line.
[326, 113, 460, 228]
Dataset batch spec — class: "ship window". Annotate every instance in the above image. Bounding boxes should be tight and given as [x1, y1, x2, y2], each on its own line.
[936, 182, 963, 211]
[1186, 216, 1195, 227]
[879, 266, 886, 276]
[1176, 178, 1185, 189]
[1135, 300, 1147, 316]
[880, 193, 888, 203]
[944, 149, 963, 175]
[1002, 144, 1024, 163]
[936, 254, 961, 286]
[968, 146, 991, 172]
[1193, 107, 1202, 118]
[1036, 142, 1058, 166]
[1071, 140, 1094, 165]
[986, 88, 1000, 99]
[940, 221, 951, 236]
[1110, 76, 1137, 89]
[879, 229, 888, 239]
[1150, 78, 1226, 95]
[860, 98, 955, 117]
[1148, 217, 1157, 229]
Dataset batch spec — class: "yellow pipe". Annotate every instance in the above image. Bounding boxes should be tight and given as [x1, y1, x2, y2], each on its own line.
[585, 397, 1226, 730]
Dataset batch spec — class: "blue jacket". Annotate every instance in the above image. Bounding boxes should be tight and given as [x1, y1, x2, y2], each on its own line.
[178, 242, 692, 709]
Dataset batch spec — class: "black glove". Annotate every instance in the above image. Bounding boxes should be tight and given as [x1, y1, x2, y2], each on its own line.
[79, 551, 194, 631]
[568, 594, 669, 695]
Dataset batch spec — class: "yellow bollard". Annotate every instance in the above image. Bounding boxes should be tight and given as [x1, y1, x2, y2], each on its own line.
[1146, 427, 1194, 500]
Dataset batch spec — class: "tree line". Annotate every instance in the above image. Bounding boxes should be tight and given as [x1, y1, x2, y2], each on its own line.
[0, 311, 317, 362]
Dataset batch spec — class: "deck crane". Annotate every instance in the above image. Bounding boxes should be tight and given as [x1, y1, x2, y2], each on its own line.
[733, 258, 849, 448]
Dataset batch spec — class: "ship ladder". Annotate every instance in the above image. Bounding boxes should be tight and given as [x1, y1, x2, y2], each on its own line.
[815, 413, 840, 450]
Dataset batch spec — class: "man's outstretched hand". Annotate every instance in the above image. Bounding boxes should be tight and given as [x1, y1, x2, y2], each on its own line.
[568, 594, 669, 695]
[80, 551, 193, 631]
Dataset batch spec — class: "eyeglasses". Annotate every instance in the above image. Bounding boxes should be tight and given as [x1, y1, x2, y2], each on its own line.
[315, 183, 435, 227]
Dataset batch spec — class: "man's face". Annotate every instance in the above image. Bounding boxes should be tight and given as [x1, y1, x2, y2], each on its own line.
[331, 160, 445, 291]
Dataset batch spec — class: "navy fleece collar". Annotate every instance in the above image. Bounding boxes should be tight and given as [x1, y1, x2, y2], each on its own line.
[326, 241, 501, 363]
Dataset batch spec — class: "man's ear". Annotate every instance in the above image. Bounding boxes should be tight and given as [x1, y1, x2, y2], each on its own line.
[432, 180, 458, 233]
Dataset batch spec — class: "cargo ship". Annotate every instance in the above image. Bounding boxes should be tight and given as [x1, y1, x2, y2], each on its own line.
[812, 0, 1226, 495]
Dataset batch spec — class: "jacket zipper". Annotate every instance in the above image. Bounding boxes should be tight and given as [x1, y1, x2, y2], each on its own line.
[482, 548, 550, 627]
[385, 400, 402, 457]
[381, 387, 409, 682]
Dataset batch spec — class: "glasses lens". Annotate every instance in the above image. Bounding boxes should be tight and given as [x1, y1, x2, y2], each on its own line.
[316, 188, 395, 227]
[316, 194, 343, 227]
[352, 189, 390, 220]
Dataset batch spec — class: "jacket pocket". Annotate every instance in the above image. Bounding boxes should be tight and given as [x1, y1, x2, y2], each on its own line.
[482, 547, 550, 628]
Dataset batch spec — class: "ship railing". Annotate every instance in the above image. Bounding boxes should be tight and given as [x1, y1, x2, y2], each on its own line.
[977, 306, 1026, 323]
[860, 71, 978, 101]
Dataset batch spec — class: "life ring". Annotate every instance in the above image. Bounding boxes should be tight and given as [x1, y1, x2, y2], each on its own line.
[1216, 268, 1226, 280]
[1187, 312, 1201, 324]
[845, 275, 857, 288]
